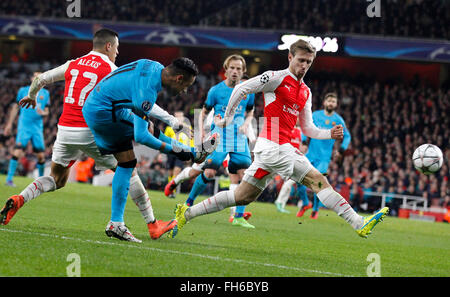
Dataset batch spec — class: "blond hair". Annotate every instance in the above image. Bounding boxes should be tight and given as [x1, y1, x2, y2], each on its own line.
[289, 39, 316, 57]
[223, 54, 247, 73]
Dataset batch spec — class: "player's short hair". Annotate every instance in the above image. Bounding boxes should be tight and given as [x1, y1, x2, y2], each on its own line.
[167, 57, 199, 79]
[93, 28, 119, 48]
[223, 54, 247, 73]
[290, 39, 316, 57]
[324, 92, 338, 101]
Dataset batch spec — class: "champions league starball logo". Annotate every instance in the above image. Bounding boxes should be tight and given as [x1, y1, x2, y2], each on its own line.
[144, 27, 197, 45]
[429, 46, 450, 61]
[1, 19, 51, 36]
[141, 101, 152, 112]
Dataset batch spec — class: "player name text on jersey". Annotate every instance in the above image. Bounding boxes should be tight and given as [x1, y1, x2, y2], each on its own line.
[77, 58, 101, 69]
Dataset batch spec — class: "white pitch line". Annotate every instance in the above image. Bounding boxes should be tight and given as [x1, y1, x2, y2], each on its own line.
[0, 227, 354, 277]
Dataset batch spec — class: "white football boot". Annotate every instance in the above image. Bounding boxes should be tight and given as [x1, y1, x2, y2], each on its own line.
[193, 132, 220, 163]
[105, 221, 142, 243]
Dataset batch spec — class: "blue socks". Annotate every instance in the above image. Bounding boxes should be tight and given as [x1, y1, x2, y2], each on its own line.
[6, 157, 18, 182]
[313, 194, 324, 212]
[110, 165, 134, 222]
[186, 173, 212, 206]
[6, 157, 45, 182]
[234, 205, 246, 218]
[296, 184, 324, 212]
[37, 162, 45, 177]
[296, 184, 310, 207]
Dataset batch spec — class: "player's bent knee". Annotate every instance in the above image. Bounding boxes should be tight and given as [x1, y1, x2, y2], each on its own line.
[203, 168, 216, 179]
[118, 159, 137, 169]
[50, 174, 66, 190]
[50, 163, 70, 189]
[234, 181, 260, 205]
[228, 162, 251, 175]
[52, 171, 68, 189]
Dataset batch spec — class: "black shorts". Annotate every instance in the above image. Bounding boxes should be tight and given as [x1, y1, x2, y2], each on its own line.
[166, 154, 186, 169]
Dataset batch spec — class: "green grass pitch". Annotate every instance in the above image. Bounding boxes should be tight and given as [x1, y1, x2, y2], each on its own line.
[0, 175, 448, 277]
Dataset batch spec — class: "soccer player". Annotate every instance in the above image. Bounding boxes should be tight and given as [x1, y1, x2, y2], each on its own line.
[81, 57, 218, 241]
[169, 39, 388, 239]
[167, 54, 255, 228]
[296, 92, 351, 219]
[3, 72, 50, 187]
[164, 111, 193, 198]
[0, 29, 187, 242]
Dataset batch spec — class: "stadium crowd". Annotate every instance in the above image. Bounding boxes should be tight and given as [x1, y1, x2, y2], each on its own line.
[1, 0, 448, 40]
[0, 57, 448, 215]
[0, 0, 240, 27]
[206, 0, 449, 40]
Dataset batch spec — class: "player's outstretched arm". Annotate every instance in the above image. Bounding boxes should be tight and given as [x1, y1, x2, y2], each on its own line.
[299, 93, 332, 140]
[20, 61, 70, 109]
[220, 71, 282, 127]
[219, 75, 263, 127]
[133, 115, 193, 161]
[147, 104, 192, 138]
[28, 61, 69, 101]
[341, 121, 351, 149]
[3, 104, 19, 136]
[239, 108, 254, 135]
[134, 114, 172, 153]
[148, 104, 178, 128]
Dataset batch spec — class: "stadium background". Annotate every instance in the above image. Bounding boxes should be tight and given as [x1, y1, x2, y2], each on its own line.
[0, 0, 448, 222]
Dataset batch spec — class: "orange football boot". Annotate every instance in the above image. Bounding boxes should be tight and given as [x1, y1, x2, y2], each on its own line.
[296, 202, 312, 218]
[148, 219, 178, 240]
[0, 195, 24, 225]
[164, 180, 177, 197]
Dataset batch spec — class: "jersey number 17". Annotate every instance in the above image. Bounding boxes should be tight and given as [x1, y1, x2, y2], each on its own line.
[65, 69, 98, 106]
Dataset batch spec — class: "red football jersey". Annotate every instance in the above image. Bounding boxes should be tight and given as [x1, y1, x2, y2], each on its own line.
[59, 51, 116, 127]
[290, 126, 302, 150]
[258, 71, 310, 145]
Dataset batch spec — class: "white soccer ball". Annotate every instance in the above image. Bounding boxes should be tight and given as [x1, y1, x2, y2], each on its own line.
[412, 144, 444, 175]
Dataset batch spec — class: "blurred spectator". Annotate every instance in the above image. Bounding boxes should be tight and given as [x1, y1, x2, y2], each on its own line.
[75, 155, 95, 184]
[350, 182, 364, 212]
[335, 175, 350, 201]
[427, 183, 441, 208]
[148, 163, 168, 190]
[136, 156, 152, 188]
[385, 186, 400, 216]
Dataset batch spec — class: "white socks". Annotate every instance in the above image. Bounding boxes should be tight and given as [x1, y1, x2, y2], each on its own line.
[275, 179, 295, 207]
[317, 187, 364, 230]
[173, 166, 192, 185]
[20, 176, 56, 203]
[129, 175, 155, 224]
[229, 183, 238, 216]
[186, 190, 236, 221]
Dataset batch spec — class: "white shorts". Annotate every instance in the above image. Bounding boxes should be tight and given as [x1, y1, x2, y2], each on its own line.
[243, 138, 313, 191]
[52, 126, 117, 170]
